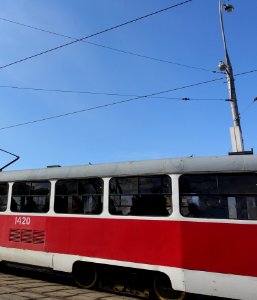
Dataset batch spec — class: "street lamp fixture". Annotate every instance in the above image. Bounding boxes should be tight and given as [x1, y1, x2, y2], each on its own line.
[218, 0, 244, 153]
[218, 61, 227, 72]
[224, 4, 234, 13]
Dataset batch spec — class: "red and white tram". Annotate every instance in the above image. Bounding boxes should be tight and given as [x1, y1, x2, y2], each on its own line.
[0, 154, 257, 299]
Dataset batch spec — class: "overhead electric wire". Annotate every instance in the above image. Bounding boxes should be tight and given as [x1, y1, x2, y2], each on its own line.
[221, 68, 257, 119]
[0, 0, 192, 71]
[0, 84, 139, 96]
[0, 84, 228, 101]
[234, 69, 257, 77]
[238, 97, 257, 118]
[0, 75, 227, 131]
[0, 15, 216, 73]
[1, 66, 256, 99]
[0, 67, 256, 131]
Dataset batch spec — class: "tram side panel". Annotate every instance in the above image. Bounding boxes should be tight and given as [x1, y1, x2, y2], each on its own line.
[2, 212, 257, 298]
[181, 221, 257, 277]
[0, 214, 52, 268]
[46, 217, 183, 268]
[180, 220, 257, 299]
[1, 166, 257, 299]
[37, 216, 257, 299]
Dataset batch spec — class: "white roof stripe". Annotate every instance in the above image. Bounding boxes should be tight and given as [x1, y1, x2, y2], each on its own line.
[0, 155, 257, 182]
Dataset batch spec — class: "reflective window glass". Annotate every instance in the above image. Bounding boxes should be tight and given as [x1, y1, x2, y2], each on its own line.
[54, 178, 103, 215]
[12, 181, 50, 213]
[109, 175, 172, 217]
[179, 173, 257, 220]
[0, 183, 8, 212]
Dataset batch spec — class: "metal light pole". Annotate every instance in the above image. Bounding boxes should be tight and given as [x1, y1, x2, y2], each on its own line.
[218, 0, 244, 152]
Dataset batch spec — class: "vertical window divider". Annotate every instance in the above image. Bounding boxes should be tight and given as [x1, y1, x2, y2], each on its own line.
[7, 182, 14, 212]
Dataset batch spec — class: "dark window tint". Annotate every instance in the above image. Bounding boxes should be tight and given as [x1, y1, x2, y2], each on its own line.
[179, 173, 257, 220]
[54, 178, 103, 215]
[12, 181, 50, 213]
[109, 175, 172, 216]
[0, 183, 8, 212]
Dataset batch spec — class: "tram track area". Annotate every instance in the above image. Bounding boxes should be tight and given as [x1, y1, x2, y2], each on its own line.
[0, 268, 138, 300]
[0, 267, 230, 300]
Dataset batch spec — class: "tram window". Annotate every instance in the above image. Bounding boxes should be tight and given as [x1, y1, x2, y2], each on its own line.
[11, 181, 50, 213]
[179, 173, 257, 220]
[219, 174, 257, 194]
[54, 178, 103, 215]
[0, 183, 8, 212]
[109, 175, 172, 216]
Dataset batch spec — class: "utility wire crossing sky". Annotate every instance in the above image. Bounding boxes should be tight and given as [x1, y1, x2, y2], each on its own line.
[0, 1, 192, 71]
[0, 0, 256, 169]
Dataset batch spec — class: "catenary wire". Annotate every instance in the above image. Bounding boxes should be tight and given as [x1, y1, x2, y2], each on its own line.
[239, 98, 257, 118]
[1, 68, 256, 131]
[0, 14, 216, 73]
[2, 66, 256, 99]
[0, 0, 192, 71]
[1, 67, 254, 96]
[0, 84, 228, 101]
[234, 69, 257, 77]
[221, 69, 257, 119]
[0, 75, 227, 131]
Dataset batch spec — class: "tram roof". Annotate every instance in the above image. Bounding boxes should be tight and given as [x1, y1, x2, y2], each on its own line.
[0, 154, 257, 182]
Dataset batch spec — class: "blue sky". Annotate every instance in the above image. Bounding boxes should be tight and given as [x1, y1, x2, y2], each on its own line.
[0, 0, 256, 170]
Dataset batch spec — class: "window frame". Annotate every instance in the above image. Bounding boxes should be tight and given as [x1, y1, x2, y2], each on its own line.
[179, 173, 257, 220]
[54, 177, 104, 215]
[109, 174, 172, 217]
[0, 182, 9, 212]
[11, 180, 51, 213]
